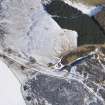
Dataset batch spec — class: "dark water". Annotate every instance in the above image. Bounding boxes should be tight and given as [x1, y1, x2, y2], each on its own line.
[43, 0, 105, 46]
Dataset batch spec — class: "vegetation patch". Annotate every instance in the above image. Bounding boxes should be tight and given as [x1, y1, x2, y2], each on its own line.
[74, 0, 105, 6]
[61, 44, 105, 65]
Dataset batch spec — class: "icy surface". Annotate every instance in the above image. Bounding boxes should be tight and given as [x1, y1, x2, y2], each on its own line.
[0, 60, 26, 105]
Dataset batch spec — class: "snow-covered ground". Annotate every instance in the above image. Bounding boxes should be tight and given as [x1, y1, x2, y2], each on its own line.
[0, 60, 26, 105]
[0, 0, 78, 104]
[64, 0, 103, 16]
[0, 0, 78, 66]
[0, 0, 103, 105]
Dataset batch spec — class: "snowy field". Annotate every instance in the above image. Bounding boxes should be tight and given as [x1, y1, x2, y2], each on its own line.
[0, 0, 78, 66]
[0, 60, 26, 105]
[0, 0, 104, 105]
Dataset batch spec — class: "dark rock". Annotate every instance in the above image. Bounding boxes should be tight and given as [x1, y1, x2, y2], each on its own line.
[43, 0, 81, 17]
[20, 65, 25, 70]
[99, 89, 105, 100]
[29, 57, 36, 64]
[89, 102, 100, 105]
[94, 9, 105, 33]
[77, 59, 105, 83]
[83, 80, 98, 92]
[43, 0, 105, 45]
[47, 63, 54, 67]
[23, 85, 28, 91]
[22, 69, 105, 105]
[26, 96, 32, 101]
[22, 74, 87, 105]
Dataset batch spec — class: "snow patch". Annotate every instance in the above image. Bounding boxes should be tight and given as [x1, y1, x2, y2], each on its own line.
[1, 0, 78, 66]
[0, 60, 26, 105]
